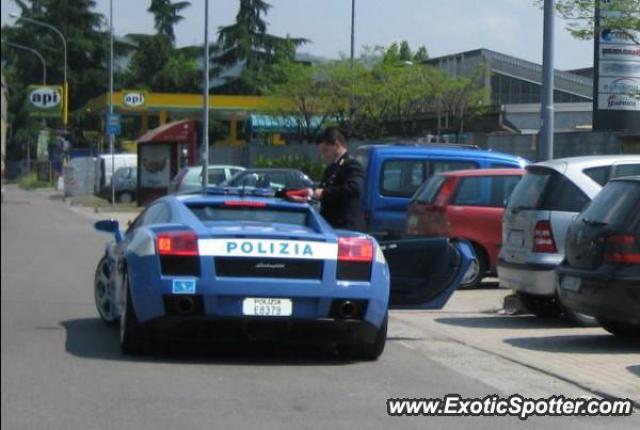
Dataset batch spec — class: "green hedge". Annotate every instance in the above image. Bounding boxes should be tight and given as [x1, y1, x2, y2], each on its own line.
[19, 173, 51, 190]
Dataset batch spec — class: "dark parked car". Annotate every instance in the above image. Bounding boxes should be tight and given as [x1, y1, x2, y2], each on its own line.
[222, 168, 314, 191]
[557, 176, 640, 337]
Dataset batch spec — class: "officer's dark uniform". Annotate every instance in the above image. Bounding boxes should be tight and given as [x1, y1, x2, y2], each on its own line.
[319, 152, 366, 231]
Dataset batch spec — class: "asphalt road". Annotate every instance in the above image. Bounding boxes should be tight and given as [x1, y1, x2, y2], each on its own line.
[1, 186, 637, 430]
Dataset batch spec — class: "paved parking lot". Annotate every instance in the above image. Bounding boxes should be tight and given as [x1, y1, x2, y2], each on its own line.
[60, 189, 640, 407]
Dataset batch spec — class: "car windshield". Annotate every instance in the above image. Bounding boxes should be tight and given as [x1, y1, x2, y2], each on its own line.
[578, 181, 640, 227]
[187, 204, 308, 226]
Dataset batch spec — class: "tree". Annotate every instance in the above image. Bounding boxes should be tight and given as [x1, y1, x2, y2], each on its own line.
[266, 60, 334, 141]
[147, 0, 191, 43]
[124, 34, 200, 92]
[399, 41, 413, 62]
[2, 0, 108, 131]
[413, 46, 429, 62]
[536, 0, 640, 44]
[215, 0, 308, 94]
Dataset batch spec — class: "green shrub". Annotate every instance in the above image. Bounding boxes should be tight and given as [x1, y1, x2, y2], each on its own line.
[19, 173, 51, 190]
[255, 154, 326, 182]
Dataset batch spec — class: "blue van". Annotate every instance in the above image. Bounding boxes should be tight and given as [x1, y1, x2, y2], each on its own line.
[354, 144, 528, 237]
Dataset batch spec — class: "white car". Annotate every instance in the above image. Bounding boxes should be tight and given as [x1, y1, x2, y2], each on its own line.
[169, 165, 245, 194]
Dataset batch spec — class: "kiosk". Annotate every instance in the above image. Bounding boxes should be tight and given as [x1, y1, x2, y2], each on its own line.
[137, 119, 198, 206]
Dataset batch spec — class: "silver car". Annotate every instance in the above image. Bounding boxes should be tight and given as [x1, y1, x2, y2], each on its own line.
[498, 155, 640, 321]
[169, 165, 245, 194]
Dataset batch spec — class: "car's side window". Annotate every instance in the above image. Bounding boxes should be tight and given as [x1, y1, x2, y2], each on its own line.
[452, 177, 485, 206]
[381, 160, 426, 197]
[207, 169, 226, 185]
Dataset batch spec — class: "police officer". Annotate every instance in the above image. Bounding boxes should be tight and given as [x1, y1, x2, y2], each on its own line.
[313, 127, 365, 231]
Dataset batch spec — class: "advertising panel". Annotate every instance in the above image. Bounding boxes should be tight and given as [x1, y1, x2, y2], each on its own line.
[28, 85, 63, 118]
[139, 144, 170, 188]
[122, 90, 146, 110]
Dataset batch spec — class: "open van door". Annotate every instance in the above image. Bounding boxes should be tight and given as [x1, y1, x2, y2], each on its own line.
[380, 238, 473, 308]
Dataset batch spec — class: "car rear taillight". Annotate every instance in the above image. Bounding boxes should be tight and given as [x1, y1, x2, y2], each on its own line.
[604, 235, 640, 264]
[533, 220, 557, 253]
[338, 237, 374, 262]
[157, 231, 199, 256]
[337, 237, 373, 281]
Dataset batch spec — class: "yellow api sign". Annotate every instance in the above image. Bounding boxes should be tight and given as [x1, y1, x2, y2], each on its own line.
[122, 90, 146, 109]
[28, 85, 63, 118]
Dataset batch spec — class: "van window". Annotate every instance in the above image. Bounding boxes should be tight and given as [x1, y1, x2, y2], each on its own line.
[429, 160, 477, 175]
[381, 160, 426, 197]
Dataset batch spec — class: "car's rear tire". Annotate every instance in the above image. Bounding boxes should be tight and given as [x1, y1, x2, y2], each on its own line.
[94, 256, 117, 325]
[120, 273, 146, 354]
[517, 292, 562, 318]
[598, 319, 640, 338]
[459, 245, 488, 289]
[118, 191, 134, 204]
[341, 313, 387, 361]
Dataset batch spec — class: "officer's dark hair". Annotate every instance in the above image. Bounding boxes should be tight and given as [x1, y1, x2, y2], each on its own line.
[316, 127, 347, 146]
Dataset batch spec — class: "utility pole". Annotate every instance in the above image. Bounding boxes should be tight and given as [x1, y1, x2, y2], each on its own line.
[202, 0, 210, 189]
[109, 0, 115, 206]
[539, 0, 555, 161]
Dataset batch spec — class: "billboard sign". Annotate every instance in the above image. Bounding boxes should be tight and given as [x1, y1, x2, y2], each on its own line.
[28, 86, 63, 118]
[122, 91, 146, 109]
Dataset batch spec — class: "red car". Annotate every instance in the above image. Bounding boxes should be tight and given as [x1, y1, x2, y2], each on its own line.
[406, 168, 525, 288]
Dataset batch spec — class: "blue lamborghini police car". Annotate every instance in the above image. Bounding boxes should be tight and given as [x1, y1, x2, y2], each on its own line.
[93, 188, 473, 360]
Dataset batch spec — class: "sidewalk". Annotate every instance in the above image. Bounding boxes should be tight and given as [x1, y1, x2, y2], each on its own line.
[391, 288, 640, 406]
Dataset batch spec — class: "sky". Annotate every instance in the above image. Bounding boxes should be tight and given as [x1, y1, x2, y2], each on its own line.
[1, 0, 595, 71]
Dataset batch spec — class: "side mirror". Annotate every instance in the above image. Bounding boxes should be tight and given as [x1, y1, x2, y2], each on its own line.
[94, 219, 122, 243]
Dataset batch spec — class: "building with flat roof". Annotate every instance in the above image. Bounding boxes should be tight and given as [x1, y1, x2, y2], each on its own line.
[424, 48, 594, 133]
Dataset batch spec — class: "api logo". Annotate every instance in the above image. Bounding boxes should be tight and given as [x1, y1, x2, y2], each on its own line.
[123, 92, 145, 107]
[29, 87, 62, 108]
[172, 279, 196, 294]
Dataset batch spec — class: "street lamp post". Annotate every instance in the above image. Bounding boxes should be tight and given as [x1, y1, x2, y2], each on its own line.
[10, 13, 68, 126]
[109, 0, 115, 206]
[202, 0, 210, 188]
[1, 39, 49, 176]
[1, 40, 47, 84]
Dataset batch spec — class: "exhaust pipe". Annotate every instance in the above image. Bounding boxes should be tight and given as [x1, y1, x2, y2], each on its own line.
[339, 301, 356, 319]
[176, 297, 195, 315]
